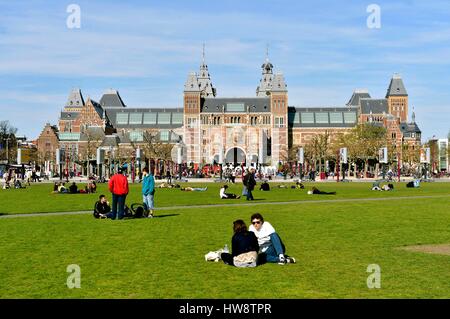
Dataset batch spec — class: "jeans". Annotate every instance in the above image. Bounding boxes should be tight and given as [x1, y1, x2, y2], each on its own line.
[107, 193, 127, 220]
[143, 194, 154, 210]
[263, 233, 286, 263]
[246, 188, 254, 200]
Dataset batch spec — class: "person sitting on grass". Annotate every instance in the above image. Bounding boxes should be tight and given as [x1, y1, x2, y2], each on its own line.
[221, 219, 259, 268]
[220, 185, 240, 199]
[94, 194, 111, 219]
[372, 181, 381, 191]
[381, 183, 394, 191]
[180, 186, 208, 192]
[295, 182, 305, 189]
[259, 181, 270, 191]
[307, 186, 336, 195]
[248, 213, 296, 265]
[58, 183, 68, 193]
[69, 182, 79, 194]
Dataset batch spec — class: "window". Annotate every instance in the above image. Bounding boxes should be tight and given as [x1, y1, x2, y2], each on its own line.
[275, 117, 284, 128]
[129, 113, 142, 125]
[116, 113, 129, 124]
[158, 113, 171, 124]
[301, 112, 314, 124]
[315, 112, 328, 124]
[172, 113, 183, 124]
[187, 117, 197, 128]
[143, 113, 157, 124]
[129, 130, 143, 142]
[160, 130, 169, 141]
[343, 112, 357, 123]
[226, 103, 245, 112]
[293, 112, 300, 124]
[329, 112, 343, 124]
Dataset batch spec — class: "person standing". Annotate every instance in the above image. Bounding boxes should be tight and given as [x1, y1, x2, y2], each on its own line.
[246, 168, 256, 201]
[107, 167, 129, 220]
[166, 169, 172, 185]
[142, 167, 155, 218]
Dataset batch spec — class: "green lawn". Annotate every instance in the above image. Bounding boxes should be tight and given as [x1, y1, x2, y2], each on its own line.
[1, 180, 449, 215]
[1, 182, 450, 298]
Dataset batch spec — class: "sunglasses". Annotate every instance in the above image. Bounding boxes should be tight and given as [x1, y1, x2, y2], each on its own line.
[252, 221, 261, 225]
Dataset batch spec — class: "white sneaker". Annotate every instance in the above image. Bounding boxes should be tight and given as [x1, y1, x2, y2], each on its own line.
[278, 256, 286, 265]
[286, 256, 296, 264]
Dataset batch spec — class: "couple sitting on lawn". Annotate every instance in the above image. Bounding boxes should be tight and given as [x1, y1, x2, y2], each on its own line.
[221, 213, 296, 268]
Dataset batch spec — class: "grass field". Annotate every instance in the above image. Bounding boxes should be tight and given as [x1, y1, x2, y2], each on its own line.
[1, 181, 450, 298]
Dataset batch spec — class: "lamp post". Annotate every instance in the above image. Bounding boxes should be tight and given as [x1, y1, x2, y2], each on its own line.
[297, 147, 304, 181]
[219, 146, 224, 181]
[177, 143, 182, 180]
[5, 137, 11, 164]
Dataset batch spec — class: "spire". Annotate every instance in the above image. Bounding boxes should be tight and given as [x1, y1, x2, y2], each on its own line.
[412, 107, 416, 123]
[256, 46, 274, 96]
[197, 44, 216, 97]
[386, 73, 408, 97]
[272, 72, 287, 92]
[65, 88, 84, 108]
[202, 42, 205, 65]
[184, 72, 200, 92]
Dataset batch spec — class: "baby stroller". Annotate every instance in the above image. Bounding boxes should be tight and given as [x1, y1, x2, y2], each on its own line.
[124, 203, 148, 219]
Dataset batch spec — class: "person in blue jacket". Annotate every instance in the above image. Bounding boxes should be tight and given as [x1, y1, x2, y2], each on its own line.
[142, 167, 155, 218]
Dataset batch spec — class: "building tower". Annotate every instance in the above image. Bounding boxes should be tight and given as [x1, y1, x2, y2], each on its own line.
[197, 44, 216, 98]
[386, 73, 408, 122]
[255, 48, 289, 164]
[256, 48, 274, 97]
[270, 71, 288, 164]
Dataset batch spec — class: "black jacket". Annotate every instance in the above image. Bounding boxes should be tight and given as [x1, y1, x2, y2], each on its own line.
[94, 201, 111, 218]
[231, 231, 259, 257]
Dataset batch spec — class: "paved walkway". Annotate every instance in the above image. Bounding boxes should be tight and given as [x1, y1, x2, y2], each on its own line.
[2, 194, 449, 219]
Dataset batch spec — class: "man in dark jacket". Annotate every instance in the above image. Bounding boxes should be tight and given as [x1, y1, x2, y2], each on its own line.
[107, 167, 129, 220]
[94, 194, 111, 219]
[246, 168, 256, 201]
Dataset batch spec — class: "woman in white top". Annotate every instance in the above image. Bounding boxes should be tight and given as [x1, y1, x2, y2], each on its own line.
[220, 185, 240, 199]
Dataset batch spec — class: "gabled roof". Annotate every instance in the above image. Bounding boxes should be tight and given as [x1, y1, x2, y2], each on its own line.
[201, 97, 271, 113]
[360, 98, 388, 114]
[60, 111, 80, 120]
[346, 90, 371, 106]
[99, 89, 126, 107]
[400, 122, 421, 134]
[65, 88, 84, 108]
[386, 74, 408, 97]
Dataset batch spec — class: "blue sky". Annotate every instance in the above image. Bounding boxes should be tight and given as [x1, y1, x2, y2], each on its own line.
[0, 0, 449, 141]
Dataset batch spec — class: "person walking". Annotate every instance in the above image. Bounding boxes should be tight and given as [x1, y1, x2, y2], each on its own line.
[142, 167, 155, 218]
[106, 167, 129, 220]
[245, 168, 256, 201]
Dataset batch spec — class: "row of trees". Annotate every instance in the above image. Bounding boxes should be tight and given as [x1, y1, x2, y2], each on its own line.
[284, 123, 426, 177]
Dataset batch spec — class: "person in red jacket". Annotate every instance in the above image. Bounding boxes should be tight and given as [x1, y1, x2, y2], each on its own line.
[106, 167, 129, 220]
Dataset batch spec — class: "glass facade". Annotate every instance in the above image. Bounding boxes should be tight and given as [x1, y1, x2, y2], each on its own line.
[116, 113, 129, 124]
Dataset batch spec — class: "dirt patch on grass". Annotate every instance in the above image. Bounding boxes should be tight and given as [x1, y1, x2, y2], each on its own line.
[400, 244, 450, 256]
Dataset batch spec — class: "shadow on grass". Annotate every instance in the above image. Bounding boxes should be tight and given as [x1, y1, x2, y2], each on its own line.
[153, 214, 180, 218]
